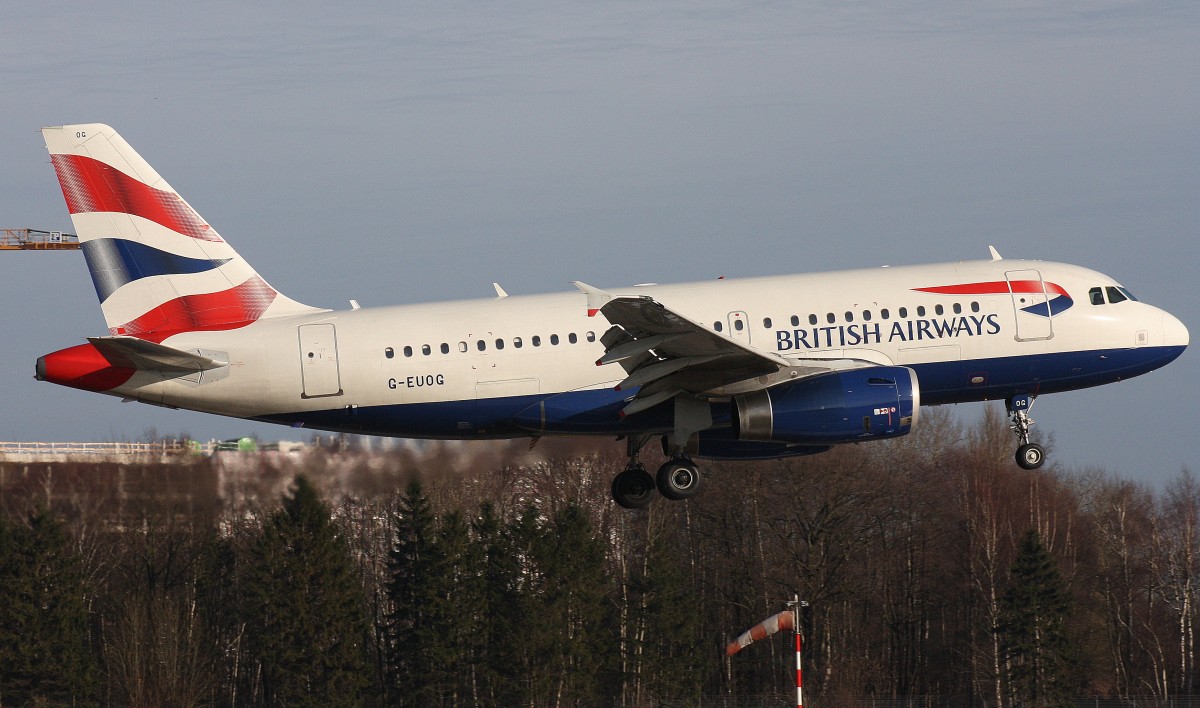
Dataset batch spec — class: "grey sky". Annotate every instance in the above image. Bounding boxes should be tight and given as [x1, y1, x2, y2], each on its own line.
[2, 1, 1196, 484]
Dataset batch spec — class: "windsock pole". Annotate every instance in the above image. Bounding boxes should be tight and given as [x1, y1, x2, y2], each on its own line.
[787, 595, 807, 708]
[795, 619, 803, 708]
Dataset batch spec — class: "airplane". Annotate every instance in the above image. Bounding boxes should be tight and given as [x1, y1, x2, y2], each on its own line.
[34, 124, 1189, 508]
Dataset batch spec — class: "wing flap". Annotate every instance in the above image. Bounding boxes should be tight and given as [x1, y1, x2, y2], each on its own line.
[579, 285, 792, 403]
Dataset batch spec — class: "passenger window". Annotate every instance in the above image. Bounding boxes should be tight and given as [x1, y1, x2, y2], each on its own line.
[569, 333, 578, 344]
[495, 338, 505, 350]
[881, 309, 890, 320]
[1106, 286, 1128, 304]
[404, 346, 413, 357]
[917, 306, 926, 317]
[532, 335, 541, 347]
[844, 311, 854, 323]
[458, 341, 468, 353]
[899, 307, 908, 318]
[734, 319, 744, 331]
[953, 303, 962, 315]
[1089, 287, 1105, 305]
[513, 337, 523, 348]
[763, 317, 772, 328]
[586, 331, 596, 342]
[551, 334, 560, 345]
[971, 302, 980, 313]
[934, 305, 944, 316]
[385, 347, 394, 359]
[422, 344, 431, 356]
[809, 314, 818, 325]
[714, 321, 723, 332]
[791, 315, 800, 326]
[862, 310, 871, 321]
[441, 343, 450, 354]
[826, 313, 835, 324]
[477, 340, 486, 351]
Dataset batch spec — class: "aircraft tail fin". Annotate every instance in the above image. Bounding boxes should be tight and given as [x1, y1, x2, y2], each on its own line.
[41, 124, 321, 343]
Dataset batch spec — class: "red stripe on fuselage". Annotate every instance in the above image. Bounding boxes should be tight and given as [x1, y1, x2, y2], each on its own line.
[49, 153, 222, 242]
[914, 281, 1069, 297]
[113, 275, 277, 343]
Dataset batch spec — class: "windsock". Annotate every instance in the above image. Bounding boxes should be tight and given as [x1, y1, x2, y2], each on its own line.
[725, 609, 794, 656]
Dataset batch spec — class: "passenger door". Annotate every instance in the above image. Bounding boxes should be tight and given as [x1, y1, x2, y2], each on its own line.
[1005, 269, 1053, 341]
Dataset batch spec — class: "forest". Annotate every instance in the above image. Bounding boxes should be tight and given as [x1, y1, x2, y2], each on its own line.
[0, 405, 1197, 707]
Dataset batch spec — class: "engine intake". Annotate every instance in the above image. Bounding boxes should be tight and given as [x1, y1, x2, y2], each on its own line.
[733, 366, 919, 445]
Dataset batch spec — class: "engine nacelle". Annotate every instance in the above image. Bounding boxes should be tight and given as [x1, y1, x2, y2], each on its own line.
[732, 366, 919, 445]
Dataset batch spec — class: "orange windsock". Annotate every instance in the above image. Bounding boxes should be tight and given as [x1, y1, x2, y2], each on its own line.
[725, 610, 795, 656]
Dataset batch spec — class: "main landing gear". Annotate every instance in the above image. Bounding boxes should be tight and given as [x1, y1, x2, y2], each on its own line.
[1008, 394, 1045, 470]
[611, 435, 703, 509]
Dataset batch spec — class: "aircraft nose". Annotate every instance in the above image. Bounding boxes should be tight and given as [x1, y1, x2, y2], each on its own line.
[1163, 310, 1189, 348]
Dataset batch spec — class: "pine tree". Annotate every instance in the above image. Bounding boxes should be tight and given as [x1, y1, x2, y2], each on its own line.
[470, 502, 523, 706]
[242, 475, 370, 706]
[0, 508, 98, 705]
[528, 503, 613, 705]
[997, 528, 1075, 707]
[386, 480, 446, 706]
[634, 519, 707, 703]
[434, 510, 484, 705]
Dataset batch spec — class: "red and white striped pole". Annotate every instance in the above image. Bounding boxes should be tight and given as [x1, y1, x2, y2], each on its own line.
[789, 595, 806, 708]
[795, 621, 803, 708]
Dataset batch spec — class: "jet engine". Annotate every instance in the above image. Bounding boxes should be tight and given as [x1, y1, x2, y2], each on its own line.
[732, 366, 919, 445]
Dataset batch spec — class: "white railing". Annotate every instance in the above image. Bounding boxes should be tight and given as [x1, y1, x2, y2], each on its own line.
[0, 441, 193, 458]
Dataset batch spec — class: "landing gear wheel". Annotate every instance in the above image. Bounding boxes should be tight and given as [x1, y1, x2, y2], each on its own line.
[656, 458, 702, 501]
[612, 466, 656, 509]
[1008, 395, 1046, 471]
[1016, 443, 1045, 470]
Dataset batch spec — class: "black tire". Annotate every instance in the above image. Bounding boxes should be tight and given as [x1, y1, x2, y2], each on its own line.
[612, 467, 656, 509]
[656, 459, 702, 501]
[1016, 443, 1046, 470]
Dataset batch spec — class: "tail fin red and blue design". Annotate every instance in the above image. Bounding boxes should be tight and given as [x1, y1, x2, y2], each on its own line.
[42, 124, 320, 343]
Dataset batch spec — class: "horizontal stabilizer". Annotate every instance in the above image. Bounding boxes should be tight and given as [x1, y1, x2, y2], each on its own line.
[87, 336, 226, 374]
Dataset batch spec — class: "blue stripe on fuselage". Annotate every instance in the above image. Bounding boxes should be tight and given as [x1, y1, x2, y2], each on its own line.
[256, 346, 1185, 438]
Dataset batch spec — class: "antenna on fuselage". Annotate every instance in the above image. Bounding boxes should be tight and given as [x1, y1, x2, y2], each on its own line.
[988, 245, 1003, 261]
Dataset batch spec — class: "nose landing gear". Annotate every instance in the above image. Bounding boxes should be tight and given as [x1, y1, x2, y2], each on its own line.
[1008, 394, 1045, 470]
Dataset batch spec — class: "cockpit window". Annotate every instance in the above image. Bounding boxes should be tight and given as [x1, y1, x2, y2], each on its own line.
[1091, 285, 1139, 305]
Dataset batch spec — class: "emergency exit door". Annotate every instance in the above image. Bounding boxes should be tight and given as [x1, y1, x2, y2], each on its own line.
[298, 323, 342, 398]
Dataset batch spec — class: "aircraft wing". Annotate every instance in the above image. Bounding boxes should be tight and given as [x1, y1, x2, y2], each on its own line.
[575, 282, 821, 416]
[87, 336, 227, 374]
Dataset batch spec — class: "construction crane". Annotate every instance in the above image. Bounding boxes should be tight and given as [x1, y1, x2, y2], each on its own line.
[0, 228, 80, 250]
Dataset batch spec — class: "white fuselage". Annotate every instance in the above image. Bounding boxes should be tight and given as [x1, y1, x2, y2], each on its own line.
[109, 257, 1187, 441]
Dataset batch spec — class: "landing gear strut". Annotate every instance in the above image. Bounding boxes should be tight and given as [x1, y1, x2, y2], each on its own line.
[1008, 394, 1045, 470]
[610, 434, 704, 508]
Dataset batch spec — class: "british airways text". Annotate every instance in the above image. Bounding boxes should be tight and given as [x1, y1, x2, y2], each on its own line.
[776, 314, 1002, 351]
